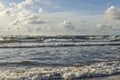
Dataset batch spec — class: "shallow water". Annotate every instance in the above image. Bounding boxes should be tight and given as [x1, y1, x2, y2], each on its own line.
[0, 46, 120, 66]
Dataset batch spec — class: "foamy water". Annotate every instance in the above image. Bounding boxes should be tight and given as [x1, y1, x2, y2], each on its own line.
[0, 61, 120, 80]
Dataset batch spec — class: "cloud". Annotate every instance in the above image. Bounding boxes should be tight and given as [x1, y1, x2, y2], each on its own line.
[0, 0, 119, 35]
[61, 20, 75, 30]
[0, 8, 14, 16]
[25, 19, 45, 24]
[96, 23, 119, 35]
[10, 13, 46, 25]
[38, 8, 44, 13]
[11, 0, 41, 9]
[0, 0, 87, 35]
[9, 9, 32, 25]
[97, 24, 112, 29]
[0, 2, 13, 16]
[9, 19, 19, 25]
[0, 0, 44, 34]
[7, 0, 46, 26]
[0, 0, 42, 16]
[104, 6, 120, 20]
[0, 2, 4, 9]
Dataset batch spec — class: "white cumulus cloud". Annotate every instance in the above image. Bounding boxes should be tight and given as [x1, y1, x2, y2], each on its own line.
[104, 6, 120, 20]
[11, 0, 41, 9]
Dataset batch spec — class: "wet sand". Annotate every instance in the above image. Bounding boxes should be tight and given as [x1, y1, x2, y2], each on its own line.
[80, 74, 120, 80]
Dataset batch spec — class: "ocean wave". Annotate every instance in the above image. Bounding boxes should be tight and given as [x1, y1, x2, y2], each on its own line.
[0, 61, 120, 80]
[1, 35, 120, 43]
[0, 61, 68, 67]
[0, 61, 39, 66]
[0, 42, 120, 48]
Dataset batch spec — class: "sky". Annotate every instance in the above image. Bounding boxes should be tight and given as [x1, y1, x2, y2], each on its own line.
[0, 0, 120, 35]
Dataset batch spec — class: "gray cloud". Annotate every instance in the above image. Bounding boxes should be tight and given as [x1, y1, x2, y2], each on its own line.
[97, 24, 112, 29]
[25, 19, 45, 24]
[96, 23, 118, 35]
[61, 20, 75, 30]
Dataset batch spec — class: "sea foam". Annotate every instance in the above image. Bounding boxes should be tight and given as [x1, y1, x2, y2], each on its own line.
[0, 61, 120, 80]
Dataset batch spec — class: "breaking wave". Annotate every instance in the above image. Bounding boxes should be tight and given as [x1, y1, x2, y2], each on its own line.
[0, 61, 120, 80]
[0, 35, 120, 48]
[0, 42, 120, 48]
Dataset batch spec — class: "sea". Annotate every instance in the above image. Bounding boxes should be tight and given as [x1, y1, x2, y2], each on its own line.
[0, 35, 120, 80]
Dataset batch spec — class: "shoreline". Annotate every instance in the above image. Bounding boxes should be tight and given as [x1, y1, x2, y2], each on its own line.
[80, 74, 120, 80]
